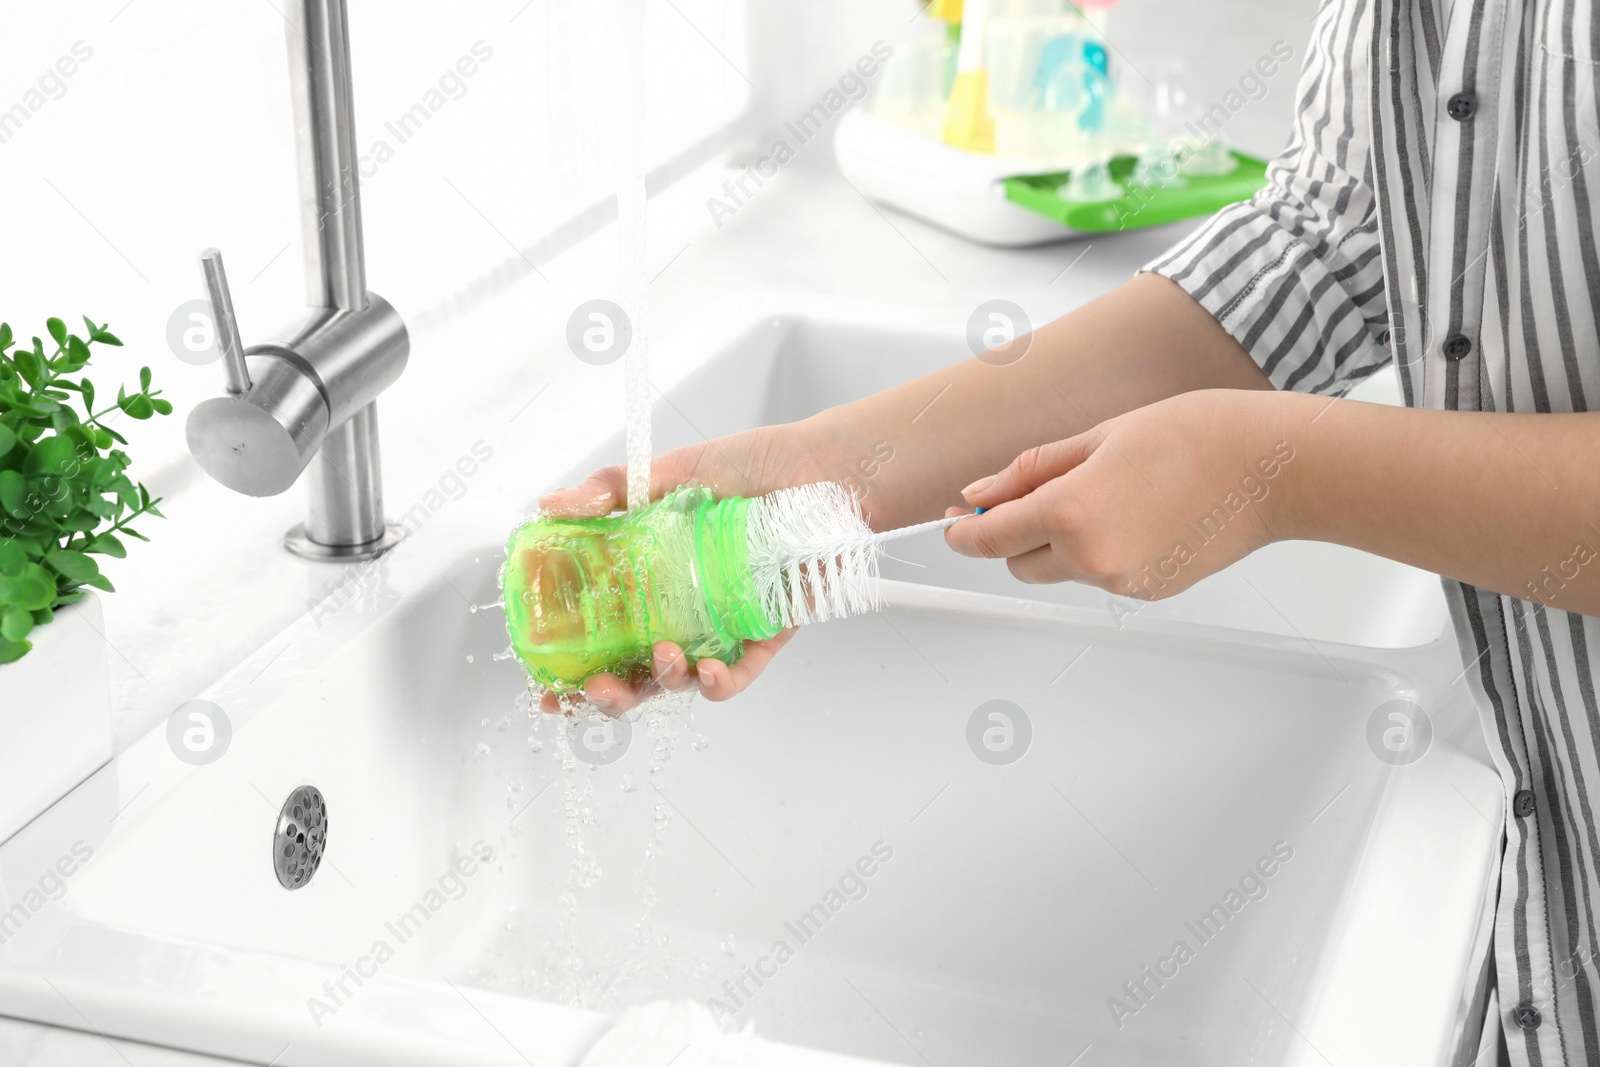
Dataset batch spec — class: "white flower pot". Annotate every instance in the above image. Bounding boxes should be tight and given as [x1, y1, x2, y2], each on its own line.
[0, 593, 112, 845]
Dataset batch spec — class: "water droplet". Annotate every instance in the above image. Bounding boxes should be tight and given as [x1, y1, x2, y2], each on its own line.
[720, 937, 736, 956]
[481, 718, 490, 728]
[619, 773, 636, 793]
[497, 715, 511, 732]
[469, 603, 479, 614]
[466, 654, 475, 663]
[691, 733, 708, 752]
[527, 734, 544, 753]
[474, 743, 491, 760]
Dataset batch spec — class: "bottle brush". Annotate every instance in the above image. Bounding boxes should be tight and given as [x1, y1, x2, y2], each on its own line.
[500, 482, 958, 693]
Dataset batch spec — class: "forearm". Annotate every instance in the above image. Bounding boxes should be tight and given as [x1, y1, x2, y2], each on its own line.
[1272, 391, 1600, 614]
[800, 273, 1270, 529]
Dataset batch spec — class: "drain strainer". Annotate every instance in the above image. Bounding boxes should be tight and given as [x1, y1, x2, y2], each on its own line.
[272, 785, 328, 889]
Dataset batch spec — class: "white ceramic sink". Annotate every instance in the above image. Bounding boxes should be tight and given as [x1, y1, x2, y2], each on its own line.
[0, 305, 1495, 1066]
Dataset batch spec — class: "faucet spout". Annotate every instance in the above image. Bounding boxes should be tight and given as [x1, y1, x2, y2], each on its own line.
[289, 0, 368, 313]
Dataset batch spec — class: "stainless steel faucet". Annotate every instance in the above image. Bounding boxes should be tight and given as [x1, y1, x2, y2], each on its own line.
[186, 0, 408, 562]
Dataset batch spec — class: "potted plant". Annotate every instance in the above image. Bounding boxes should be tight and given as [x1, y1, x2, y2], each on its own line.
[0, 316, 170, 842]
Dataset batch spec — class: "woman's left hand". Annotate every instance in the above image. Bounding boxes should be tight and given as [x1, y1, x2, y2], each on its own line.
[944, 388, 1301, 600]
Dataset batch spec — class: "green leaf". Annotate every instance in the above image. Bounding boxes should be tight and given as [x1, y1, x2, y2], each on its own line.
[110, 475, 137, 510]
[152, 398, 172, 416]
[121, 526, 148, 542]
[46, 318, 67, 347]
[139, 366, 152, 391]
[0, 424, 14, 458]
[0, 540, 25, 575]
[0, 570, 54, 611]
[1, 605, 33, 642]
[65, 335, 90, 369]
[0, 636, 31, 665]
[45, 550, 99, 584]
[84, 457, 117, 486]
[85, 533, 125, 558]
[14, 348, 39, 387]
[0, 469, 24, 515]
[79, 572, 113, 593]
[119, 393, 154, 420]
[0, 323, 12, 352]
[81, 378, 95, 414]
[24, 435, 78, 477]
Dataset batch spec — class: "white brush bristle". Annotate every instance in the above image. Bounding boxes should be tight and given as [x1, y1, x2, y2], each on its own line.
[745, 482, 881, 628]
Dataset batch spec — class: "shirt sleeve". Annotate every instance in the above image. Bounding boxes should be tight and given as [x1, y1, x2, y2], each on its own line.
[1142, 0, 1391, 396]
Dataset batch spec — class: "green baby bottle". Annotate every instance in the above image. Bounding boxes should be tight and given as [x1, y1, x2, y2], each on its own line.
[500, 486, 782, 693]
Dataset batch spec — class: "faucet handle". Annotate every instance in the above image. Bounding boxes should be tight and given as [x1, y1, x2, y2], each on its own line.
[199, 248, 251, 396]
[187, 246, 330, 498]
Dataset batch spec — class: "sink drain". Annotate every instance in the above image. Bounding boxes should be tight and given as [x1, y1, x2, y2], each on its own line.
[272, 785, 328, 890]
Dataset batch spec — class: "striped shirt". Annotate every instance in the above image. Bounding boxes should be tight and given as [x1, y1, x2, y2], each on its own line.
[1145, 0, 1600, 1061]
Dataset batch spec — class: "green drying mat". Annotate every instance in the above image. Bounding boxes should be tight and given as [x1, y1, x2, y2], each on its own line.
[1003, 150, 1268, 234]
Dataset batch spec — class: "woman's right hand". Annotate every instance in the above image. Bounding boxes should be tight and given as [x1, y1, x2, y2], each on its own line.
[534, 424, 836, 717]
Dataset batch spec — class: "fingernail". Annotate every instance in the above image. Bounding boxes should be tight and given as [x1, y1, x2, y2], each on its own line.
[591, 696, 614, 711]
[697, 662, 713, 688]
[961, 475, 995, 498]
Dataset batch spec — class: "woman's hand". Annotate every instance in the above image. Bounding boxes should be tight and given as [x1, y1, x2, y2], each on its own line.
[534, 424, 837, 716]
[944, 389, 1299, 599]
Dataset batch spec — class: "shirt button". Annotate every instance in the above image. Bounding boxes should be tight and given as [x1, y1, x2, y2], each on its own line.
[1443, 334, 1473, 360]
[1514, 790, 1536, 817]
[1516, 1005, 1543, 1030]
[1447, 92, 1477, 120]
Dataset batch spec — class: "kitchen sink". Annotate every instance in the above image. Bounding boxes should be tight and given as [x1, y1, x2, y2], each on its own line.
[0, 304, 1495, 1066]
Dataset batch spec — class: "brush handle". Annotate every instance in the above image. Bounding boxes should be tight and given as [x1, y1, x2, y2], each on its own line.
[870, 514, 965, 545]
